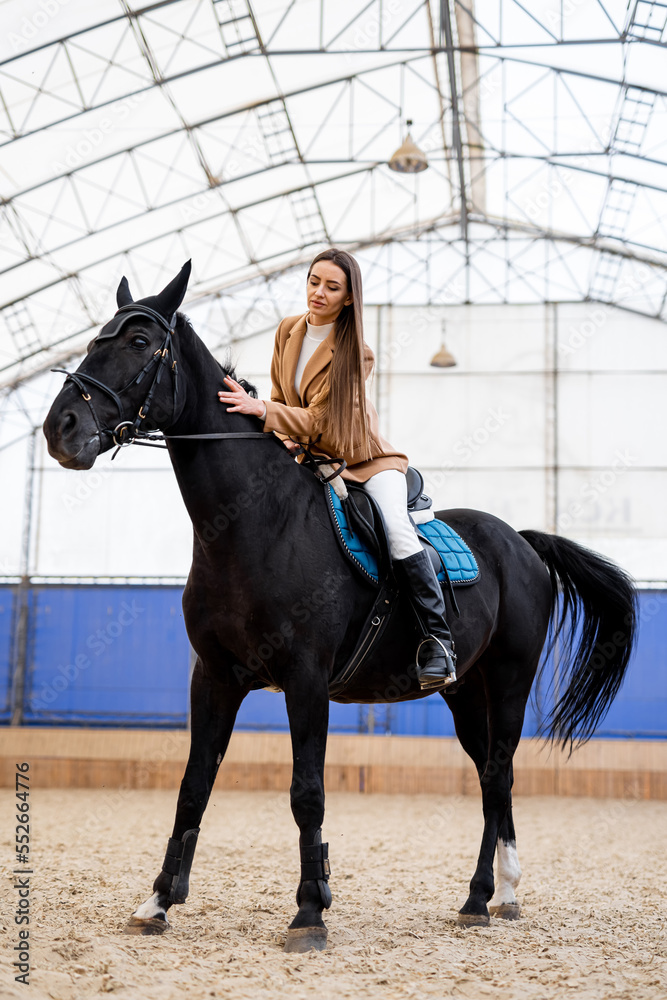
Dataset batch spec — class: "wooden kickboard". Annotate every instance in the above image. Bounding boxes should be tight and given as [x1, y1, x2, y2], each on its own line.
[1, 728, 665, 799]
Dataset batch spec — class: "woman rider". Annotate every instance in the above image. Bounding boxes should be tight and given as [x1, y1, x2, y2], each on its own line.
[217, 248, 456, 691]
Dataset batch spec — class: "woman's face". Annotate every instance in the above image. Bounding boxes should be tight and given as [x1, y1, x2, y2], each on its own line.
[307, 260, 352, 325]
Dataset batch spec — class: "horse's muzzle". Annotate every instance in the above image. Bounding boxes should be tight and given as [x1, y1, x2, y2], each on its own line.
[46, 434, 100, 470]
[44, 387, 103, 469]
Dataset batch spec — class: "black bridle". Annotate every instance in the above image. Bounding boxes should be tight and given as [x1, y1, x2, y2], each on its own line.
[52, 312, 346, 481]
[53, 324, 180, 456]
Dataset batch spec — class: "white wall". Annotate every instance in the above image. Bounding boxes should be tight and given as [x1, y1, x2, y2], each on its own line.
[1, 302, 665, 583]
[362, 302, 667, 582]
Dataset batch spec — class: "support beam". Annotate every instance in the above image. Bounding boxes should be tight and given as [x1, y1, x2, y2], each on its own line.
[10, 427, 37, 726]
[455, 1, 486, 215]
[441, 0, 468, 242]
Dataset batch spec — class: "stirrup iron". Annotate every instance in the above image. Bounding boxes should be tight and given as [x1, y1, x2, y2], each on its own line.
[416, 634, 457, 690]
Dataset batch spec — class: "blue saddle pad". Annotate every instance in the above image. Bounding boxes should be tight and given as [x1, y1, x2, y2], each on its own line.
[326, 485, 479, 586]
[416, 516, 480, 585]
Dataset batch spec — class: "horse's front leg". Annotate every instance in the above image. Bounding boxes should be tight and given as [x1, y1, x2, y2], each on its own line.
[282, 663, 331, 953]
[124, 656, 246, 935]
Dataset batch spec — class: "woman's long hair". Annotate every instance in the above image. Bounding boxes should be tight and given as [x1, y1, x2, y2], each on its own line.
[308, 248, 374, 461]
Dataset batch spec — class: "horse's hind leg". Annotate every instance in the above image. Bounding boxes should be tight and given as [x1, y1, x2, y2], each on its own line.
[282, 664, 331, 953]
[444, 665, 526, 927]
[124, 656, 246, 935]
[488, 786, 522, 920]
[464, 674, 531, 926]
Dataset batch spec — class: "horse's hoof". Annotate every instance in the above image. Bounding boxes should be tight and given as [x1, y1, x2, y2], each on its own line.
[283, 926, 327, 953]
[489, 902, 521, 920]
[457, 912, 490, 928]
[123, 915, 169, 936]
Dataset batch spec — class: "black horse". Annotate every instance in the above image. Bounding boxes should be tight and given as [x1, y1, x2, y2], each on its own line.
[43, 264, 636, 952]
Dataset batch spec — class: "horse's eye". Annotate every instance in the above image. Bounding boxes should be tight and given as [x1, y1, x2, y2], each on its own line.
[130, 336, 149, 350]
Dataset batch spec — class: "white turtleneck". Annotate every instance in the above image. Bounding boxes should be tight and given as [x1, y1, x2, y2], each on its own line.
[259, 319, 333, 420]
[294, 320, 334, 398]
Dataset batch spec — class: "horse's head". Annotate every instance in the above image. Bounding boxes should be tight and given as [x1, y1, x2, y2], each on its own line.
[44, 261, 191, 469]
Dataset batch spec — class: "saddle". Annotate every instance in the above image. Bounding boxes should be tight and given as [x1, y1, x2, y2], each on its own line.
[342, 466, 428, 555]
[283, 441, 480, 698]
[323, 467, 480, 698]
[325, 467, 479, 589]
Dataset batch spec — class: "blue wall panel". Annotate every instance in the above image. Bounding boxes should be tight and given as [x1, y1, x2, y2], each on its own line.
[595, 592, 667, 738]
[388, 695, 455, 738]
[0, 587, 15, 723]
[0, 586, 664, 737]
[235, 689, 288, 731]
[234, 691, 363, 733]
[23, 587, 190, 727]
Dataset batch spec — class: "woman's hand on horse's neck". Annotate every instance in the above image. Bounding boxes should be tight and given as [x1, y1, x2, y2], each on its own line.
[217, 375, 265, 417]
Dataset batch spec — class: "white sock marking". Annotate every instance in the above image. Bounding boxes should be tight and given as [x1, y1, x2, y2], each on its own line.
[489, 838, 521, 907]
[133, 891, 166, 920]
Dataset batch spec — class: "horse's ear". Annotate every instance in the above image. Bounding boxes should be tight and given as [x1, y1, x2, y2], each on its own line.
[154, 260, 192, 321]
[117, 276, 133, 308]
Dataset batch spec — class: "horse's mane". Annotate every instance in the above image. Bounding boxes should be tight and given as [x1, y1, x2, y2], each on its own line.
[176, 312, 258, 399]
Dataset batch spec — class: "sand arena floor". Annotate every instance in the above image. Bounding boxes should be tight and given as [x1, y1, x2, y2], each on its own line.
[1, 789, 665, 1000]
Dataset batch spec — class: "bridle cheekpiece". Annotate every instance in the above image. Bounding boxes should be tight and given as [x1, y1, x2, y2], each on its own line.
[52, 303, 179, 457]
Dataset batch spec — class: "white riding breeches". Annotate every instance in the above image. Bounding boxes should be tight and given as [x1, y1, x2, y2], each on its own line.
[360, 469, 422, 561]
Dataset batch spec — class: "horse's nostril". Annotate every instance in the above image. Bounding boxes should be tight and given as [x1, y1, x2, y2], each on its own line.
[61, 411, 77, 435]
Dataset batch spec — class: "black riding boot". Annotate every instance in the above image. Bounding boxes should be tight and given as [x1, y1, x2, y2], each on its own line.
[394, 548, 457, 691]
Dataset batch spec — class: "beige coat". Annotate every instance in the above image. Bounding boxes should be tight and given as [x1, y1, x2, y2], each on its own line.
[262, 313, 409, 484]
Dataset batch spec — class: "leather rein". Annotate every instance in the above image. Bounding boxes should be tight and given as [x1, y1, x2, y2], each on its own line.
[52, 315, 346, 482]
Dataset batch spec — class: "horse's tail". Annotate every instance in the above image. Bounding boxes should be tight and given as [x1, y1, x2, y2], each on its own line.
[519, 529, 637, 750]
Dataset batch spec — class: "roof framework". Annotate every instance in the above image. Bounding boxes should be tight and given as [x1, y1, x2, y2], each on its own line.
[2, 0, 667, 399]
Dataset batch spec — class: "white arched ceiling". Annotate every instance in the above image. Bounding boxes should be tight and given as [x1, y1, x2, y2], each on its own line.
[2, 0, 667, 412]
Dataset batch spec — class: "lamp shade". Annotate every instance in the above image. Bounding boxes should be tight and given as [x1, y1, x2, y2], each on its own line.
[388, 132, 429, 173]
[430, 319, 456, 367]
[429, 343, 457, 367]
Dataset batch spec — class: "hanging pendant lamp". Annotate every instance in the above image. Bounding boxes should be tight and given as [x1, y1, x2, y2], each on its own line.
[388, 120, 429, 174]
[430, 321, 457, 368]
